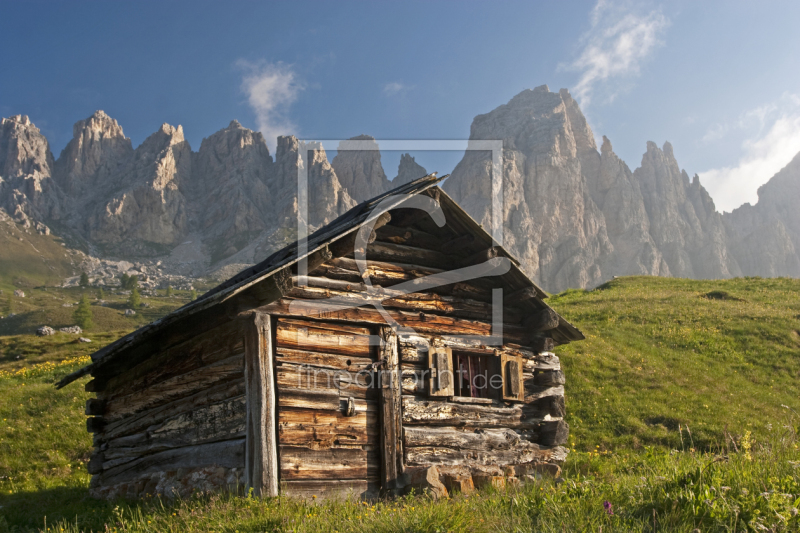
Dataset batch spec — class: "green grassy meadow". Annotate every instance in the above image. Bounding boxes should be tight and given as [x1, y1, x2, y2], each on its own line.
[1, 276, 799, 532]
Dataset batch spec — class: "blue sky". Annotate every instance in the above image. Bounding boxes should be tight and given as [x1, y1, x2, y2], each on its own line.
[2, 0, 799, 212]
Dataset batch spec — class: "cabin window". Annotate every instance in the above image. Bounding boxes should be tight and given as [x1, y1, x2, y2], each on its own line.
[453, 353, 495, 399]
[425, 347, 525, 402]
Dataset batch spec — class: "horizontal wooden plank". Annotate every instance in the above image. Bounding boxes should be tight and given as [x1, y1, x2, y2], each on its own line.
[262, 299, 530, 343]
[277, 317, 372, 336]
[523, 353, 560, 371]
[100, 377, 245, 442]
[103, 355, 245, 421]
[276, 346, 375, 372]
[278, 407, 378, 448]
[287, 284, 520, 322]
[276, 364, 378, 400]
[276, 320, 373, 357]
[101, 319, 243, 400]
[523, 384, 565, 403]
[281, 479, 380, 501]
[98, 438, 245, 486]
[402, 396, 542, 429]
[278, 389, 377, 414]
[102, 396, 246, 465]
[374, 224, 443, 250]
[405, 444, 568, 467]
[366, 241, 453, 269]
[404, 426, 536, 450]
[279, 446, 380, 480]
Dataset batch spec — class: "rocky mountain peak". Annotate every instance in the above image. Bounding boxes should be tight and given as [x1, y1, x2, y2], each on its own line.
[55, 111, 133, 196]
[394, 153, 428, 187]
[600, 135, 613, 154]
[331, 134, 389, 202]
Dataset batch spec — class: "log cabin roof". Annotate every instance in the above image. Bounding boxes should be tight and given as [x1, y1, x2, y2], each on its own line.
[57, 173, 583, 389]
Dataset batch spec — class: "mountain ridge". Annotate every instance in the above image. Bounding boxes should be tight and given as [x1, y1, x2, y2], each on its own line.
[2, 88, 799, 292]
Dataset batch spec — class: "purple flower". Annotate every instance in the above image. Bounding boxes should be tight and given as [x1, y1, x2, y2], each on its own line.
[603, 501, 614, 515]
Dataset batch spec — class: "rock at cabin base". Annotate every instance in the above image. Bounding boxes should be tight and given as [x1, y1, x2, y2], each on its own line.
[402, 465, 449, 500]
[124, 309, 136, 316]
[440, 472, 475, 495]
[36, 325, 55, 336]
[472, 474, 506, 490]
[13, 290, 25, 298]
[60, 325, 82, 334]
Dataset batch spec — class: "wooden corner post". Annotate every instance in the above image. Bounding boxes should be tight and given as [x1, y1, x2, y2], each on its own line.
[379, 326, 402, 493]
[244, 313, 279, 497]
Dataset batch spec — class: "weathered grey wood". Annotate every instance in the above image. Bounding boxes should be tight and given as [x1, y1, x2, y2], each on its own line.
[244, 313, 279, 497]
[100, 378, 245, 442]
[523, 353, 560, 371]
[523, 384, 565, 402]
[281, 479, 380, 501]
[366, 241, 452, 269]
[102, 354, 244, 421]
[405, 444, 568, 467]
[102, 320, 244, 401]
[427, 347, 454, 397]
[101, 396, 246, 459]
[379, 326, 402, 491]
[534, 369, 566, 387]
[505, 286, 539, 305]
[402, 396, 545, 429]
[280, 445, 380, 480]
[96, 438, 245, 486]
[529, 336, 555, 354]
[522, 307, 560, 333]
[537, 420, 569, 446]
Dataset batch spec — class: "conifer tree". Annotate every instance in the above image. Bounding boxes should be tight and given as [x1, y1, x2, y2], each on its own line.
[128, 287, 141, 308]
[190, 288, 198, 301]
[166, 285, 173, 297]
[73, 293, 94, 329]
[79, 272, 89, 287]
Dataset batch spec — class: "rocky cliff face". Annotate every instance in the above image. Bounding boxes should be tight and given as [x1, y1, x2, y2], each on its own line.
[445, 86, 796, 291]
[2, 93, 799, 290]
[0, 115, 63, 229]
[724, 151, 800, 276]
[444, 86, 613, 291]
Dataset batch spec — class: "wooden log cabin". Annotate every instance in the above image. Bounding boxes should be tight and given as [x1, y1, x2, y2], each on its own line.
[58, 174, 584, 500]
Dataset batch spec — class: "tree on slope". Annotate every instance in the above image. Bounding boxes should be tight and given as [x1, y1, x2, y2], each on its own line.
[73, 293, 94, 329]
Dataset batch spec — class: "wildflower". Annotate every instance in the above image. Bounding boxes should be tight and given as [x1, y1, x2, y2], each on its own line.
[603, 501, 614, 515]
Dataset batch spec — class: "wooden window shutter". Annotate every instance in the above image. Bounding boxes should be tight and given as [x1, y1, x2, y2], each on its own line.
[500, 353, 524, 402]
[427, 346, 454, 397]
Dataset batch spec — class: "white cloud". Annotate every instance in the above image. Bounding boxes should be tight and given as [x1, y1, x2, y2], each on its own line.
[237, 60, 302, 150]
[565, 1, 668, 106]
[699, 94, 800, 212]
[383, 82, 412, 97]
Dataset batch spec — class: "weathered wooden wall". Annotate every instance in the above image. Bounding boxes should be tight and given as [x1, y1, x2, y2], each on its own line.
[85, 319, 247, 499]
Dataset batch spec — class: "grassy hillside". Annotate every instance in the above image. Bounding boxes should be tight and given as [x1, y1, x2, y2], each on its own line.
[0, 276, 798, 531]
[0, 217, 82, 290]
